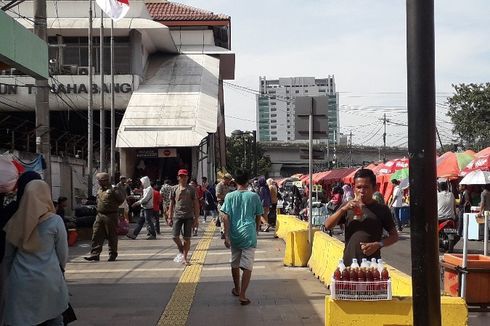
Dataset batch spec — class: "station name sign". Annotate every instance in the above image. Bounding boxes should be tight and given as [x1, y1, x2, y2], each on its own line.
[0, 83, 132, 95]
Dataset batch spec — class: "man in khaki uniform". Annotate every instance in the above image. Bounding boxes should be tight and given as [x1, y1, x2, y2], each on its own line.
[85, 173, 126, 262]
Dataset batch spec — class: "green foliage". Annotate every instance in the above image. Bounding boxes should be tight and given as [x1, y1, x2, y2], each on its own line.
[225, 136, 271, 177]
[446, 83, 490, 149]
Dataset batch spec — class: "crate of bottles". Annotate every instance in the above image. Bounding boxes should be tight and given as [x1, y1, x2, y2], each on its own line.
[330, 278, 392, 301]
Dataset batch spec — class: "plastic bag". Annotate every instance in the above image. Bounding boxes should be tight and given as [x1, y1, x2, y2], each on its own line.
[0, 157, 19, 193]
[117, 217, 129, 235]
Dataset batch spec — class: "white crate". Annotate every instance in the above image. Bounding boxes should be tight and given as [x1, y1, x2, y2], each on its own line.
[330, 278, 392, 301]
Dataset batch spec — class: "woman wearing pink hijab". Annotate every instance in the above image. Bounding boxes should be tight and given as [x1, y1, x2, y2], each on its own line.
[3, 180, 69, 326]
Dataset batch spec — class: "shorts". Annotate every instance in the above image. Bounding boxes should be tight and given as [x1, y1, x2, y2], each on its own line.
[231, 247, 256, 271]
[172, 218, 193, 239]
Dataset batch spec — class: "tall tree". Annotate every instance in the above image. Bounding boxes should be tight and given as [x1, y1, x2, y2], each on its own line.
[446, 83, 490, 149]
[225, 136, 271, 177]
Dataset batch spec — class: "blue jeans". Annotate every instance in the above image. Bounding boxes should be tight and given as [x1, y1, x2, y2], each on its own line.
[392, 207, 402, 230]
[133, 209, 156, 237]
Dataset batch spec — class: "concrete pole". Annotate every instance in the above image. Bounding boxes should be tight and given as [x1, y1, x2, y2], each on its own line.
[87, 0, 94, 196]
[406, 0, 441, 324]
[308, 106, 313, 246]
[34, 0, 51, 185]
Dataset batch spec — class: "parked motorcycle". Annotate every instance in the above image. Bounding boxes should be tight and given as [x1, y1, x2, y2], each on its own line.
[438, 218, 460, 253]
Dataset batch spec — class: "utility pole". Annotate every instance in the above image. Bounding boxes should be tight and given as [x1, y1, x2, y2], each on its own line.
[383, 113, 387, 162]
[252, 130, 257, 177]
[34, 0, 51, 186]
[110, 19, 115, 181]
[99, 10, 106, 172]
[435, 127, 445, 152]
[87, 0, 94, 196]
[407, 0, 441, 325]
[349, 130, 353, 167]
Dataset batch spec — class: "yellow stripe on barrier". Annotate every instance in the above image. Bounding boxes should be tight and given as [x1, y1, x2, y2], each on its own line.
[157, 222, 216, 326]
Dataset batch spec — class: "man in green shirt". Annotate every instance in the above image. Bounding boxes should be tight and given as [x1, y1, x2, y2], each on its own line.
[221, 169, 263, 306]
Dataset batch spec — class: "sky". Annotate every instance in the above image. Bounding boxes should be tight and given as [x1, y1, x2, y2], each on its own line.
[179, 0, 490, 147]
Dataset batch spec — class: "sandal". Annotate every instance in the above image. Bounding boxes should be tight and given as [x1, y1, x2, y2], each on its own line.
[239, 298, 251, 306]
[231, 288, 239, 297]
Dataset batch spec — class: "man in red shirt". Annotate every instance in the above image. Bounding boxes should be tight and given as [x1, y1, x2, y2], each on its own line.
[152, 182, 162, 234]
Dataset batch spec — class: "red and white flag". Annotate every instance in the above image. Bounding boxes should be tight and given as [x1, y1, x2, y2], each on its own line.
[96, 0, 130, 21]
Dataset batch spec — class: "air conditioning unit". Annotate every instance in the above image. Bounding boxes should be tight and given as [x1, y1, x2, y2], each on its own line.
[77, 66, 94, 75]
[60, 64, 78, 75]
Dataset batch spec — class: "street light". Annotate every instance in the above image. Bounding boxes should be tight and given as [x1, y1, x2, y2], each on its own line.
[231, 129, 257, 176]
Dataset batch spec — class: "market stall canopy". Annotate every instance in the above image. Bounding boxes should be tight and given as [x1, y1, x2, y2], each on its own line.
[460, 147, 490, 176]
[320, 167, 357, 183]
[436, 151, 474, 179]
[116, 54, 219, 148]
[377, 158, 409, 175]
[460, 170, 490, 185]
[390, 168, 409, 182]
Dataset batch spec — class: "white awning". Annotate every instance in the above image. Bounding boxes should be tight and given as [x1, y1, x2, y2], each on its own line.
[116, 54, 219, 148]
[16, 18, 178, 54]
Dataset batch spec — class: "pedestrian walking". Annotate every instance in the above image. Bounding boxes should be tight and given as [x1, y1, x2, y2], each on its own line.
[190, 178, 203, 236]
[85, 173, 126, 261]
[257, 176, 272, 232]
[152, 182, 162, 234]
[203, 184, 218, 223]
[216, 173, 232, 239]
[169, 169, 200, 265]
[267, 178, 278, 227]
[3, 180, 69, 325]
[160, 179, 173, 225]
[127, 176, 157, 240]
[221, 169, 264, 306]
[390, 179, 404, 231]
[0, 171, 42, 325]
[324, 169, 399, 266]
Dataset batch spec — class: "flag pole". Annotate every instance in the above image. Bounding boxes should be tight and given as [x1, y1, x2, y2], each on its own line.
[87, 0, 94, 196]
[110, 19, 115, 181]
[99, 9, 106, 172]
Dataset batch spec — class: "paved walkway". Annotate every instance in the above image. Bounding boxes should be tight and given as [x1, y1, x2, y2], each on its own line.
[65, 220, 326, 326]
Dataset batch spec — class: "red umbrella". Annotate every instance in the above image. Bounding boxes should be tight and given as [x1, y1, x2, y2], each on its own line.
[460, 147, 490, 176]
[436, 151, 475, 179]
[377, 158, 409, 175]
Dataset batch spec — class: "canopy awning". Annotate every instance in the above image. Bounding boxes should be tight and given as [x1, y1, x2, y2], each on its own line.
[116, 54, 219, 148]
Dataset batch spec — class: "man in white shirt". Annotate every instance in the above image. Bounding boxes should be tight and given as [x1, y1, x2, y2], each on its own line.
[437, 182, 456, 220]
[390, 179, 404, 231]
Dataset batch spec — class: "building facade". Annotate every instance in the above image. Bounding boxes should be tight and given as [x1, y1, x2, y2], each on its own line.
[257, 76, 339, 144]
[0, 0, 234, 190]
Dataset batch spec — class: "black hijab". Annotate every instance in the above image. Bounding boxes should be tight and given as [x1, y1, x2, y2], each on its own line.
[1, 171, 42, 261]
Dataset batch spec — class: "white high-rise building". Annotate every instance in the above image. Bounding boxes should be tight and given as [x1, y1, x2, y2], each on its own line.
[256, 76, 339, 143]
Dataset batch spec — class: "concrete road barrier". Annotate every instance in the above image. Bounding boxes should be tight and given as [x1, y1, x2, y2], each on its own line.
[325, 296, 467, 326]
[275, 214, 309, 240]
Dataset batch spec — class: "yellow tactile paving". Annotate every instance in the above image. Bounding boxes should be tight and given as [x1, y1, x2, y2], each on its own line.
[156, 222, 217, 326]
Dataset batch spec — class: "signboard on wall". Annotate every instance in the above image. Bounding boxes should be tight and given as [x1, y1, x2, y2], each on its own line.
[136, 149, 158, 158]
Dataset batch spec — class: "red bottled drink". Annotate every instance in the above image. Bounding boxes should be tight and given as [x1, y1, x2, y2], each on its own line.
[333, 267, 341, 280]
[341, 268, 350, 281]
[381, 267, 389, 293]
[373, 268, 380, 294]
[358, 268, 366, 282]
[349, 268, 359, 293]
[381, 267, 389, 280]
[366, 268, 374, 282]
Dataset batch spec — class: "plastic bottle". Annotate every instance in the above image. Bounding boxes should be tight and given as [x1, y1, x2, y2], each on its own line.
[360, 258, 370, 268]
[338, 259, 346, 272]
[377, 258, 384, 273]
[370, 258, 378, 270]
[350, 258, 360, 269]
[358, 268, 366, 282]
[341, 268, 350, 281]
[381, 267, 390, 280]
[366, 268, 374, 282]
[334, 267, 341, 280]
[349, 267, 359, 282]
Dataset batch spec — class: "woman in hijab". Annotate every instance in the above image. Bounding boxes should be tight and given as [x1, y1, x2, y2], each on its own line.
[342, 184, 354, 204]
[258, 176, 272, 232]
[3, 179, 69, 326]
[0, 171, 42, 325]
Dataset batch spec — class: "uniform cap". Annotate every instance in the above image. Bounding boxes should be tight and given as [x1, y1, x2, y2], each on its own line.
[177, 169, 189, 176]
